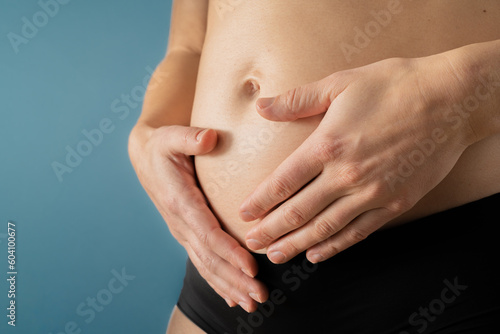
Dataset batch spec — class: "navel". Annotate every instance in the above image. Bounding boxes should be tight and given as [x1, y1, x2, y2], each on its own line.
[243, 78, 260, 97]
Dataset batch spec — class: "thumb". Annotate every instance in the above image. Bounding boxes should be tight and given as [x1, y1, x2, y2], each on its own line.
[164, 126, 217, 156]
[256, 75, 346, 121]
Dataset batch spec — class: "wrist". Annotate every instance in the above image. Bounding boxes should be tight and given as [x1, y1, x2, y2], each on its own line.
[444, 40, 500, 144]
[128, 123, 155, 166]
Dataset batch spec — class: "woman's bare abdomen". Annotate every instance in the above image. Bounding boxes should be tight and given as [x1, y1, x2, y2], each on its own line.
[190, 0, 500, 252]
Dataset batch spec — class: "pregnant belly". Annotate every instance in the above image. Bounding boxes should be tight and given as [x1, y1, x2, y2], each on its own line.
[190, 0, 500, 253]
[191, 92, 323, 252]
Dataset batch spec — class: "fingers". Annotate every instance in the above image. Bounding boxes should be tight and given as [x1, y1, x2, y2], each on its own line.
[186, 244, 268, 313]
[256, 74, 348, 122]
[306, 207, 397, 263]
[159, 125, 217, 156]
[244, 172, 341, 253]
[141, 125, 267, 312]
[239, 138, 324, 221]
[174, 185, 260, 279]
[242, 74, 350, 231]
[201, 218, 260, 279]
[155, 163, 267, 311]
[263, 195, 373, 263]
[171, 186, 269, 310]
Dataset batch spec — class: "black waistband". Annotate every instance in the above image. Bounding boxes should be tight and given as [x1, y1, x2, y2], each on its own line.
[177, 193, 500, 334]
[253, 192, 500, 274]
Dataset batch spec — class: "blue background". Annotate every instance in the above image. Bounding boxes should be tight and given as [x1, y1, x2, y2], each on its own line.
[0, 1, 187, 333]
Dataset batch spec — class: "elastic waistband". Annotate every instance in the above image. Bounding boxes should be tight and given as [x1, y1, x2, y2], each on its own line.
[253, 192, 500, 267]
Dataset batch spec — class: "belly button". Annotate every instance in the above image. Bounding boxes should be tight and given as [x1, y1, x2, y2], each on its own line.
[243, 79, 260, 97]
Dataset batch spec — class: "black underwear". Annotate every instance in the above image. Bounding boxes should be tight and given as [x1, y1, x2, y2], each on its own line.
[177, 194, 500, 334]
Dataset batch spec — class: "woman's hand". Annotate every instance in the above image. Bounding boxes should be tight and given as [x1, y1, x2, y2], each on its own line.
[129, 125, 267, 312]
[239, 53, 486, 264]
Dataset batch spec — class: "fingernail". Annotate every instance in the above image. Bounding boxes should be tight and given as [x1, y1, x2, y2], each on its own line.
[196, 129, 209, 142]
[240, 211, 256, 221]
[239, 301, 251, 313]
[241, 268, 254, 278]
[308, 253, 324, 263]
[247, 239, 265, 250]
[249, 292, 262, 303]
[257, 97, 275, 109]
[225, 298, 235, 307]
[269, 251, 286, 263]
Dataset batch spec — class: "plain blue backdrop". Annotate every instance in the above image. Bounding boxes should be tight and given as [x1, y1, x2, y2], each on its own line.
[0, 1, 187, 333]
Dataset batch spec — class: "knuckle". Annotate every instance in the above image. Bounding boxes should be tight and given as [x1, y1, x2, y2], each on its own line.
[323, 241, 341, 257]
[195, 254, 213, 278]
[197, 263, 210, 279]
[228, 286, 248, 303]
[197, 229, 210, 247]
[222, 272, 249, 295]
[202, 254, 217, 274]
[222, 242, 243, 264]
[167, 220, 184, 239]
[160, 195, 180, 215]
[282, 205, 306, 228]
[337, 163, 365, 187]
[246, 197, 267, 216]
[313, 140, 342, 164]
[186, 188, 207, 209]
[313, 218, 339, 240]
[197, 224, 219, 248]
[193, 243, 208, 261]
[188, 222, 211, 248]
[281, 238, 301, 256]
[259, 229, 275, 245]
[345, 227, 369, 244]
[387, 195, 415, 214]
[234, 276, 253, 293]
[268, 176, 293, 201]
[368, 180, 389, 200]
[284, 87, 300, 112]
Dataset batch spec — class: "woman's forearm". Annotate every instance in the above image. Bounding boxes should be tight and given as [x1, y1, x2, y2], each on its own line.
[137, 50, 200, 129]
[447, 39, 500, 144]
[128, 50, 200, 161]
[130, 0, 207, 142]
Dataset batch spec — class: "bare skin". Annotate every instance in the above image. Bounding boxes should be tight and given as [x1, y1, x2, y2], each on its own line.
[128, 1, 500, 333]
[166, 306, 205, 334]
[240, 43, 500, 264]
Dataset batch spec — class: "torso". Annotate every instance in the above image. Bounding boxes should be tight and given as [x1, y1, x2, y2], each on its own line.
[190, 0, 500, 252]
